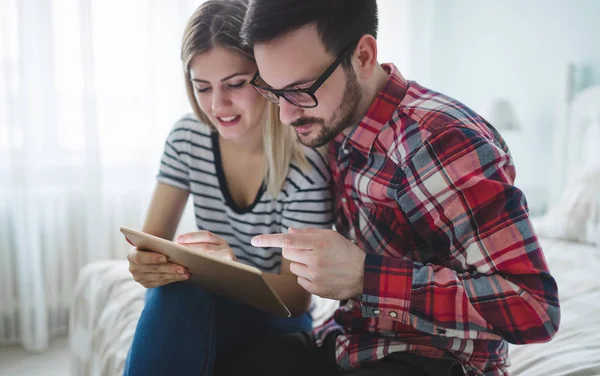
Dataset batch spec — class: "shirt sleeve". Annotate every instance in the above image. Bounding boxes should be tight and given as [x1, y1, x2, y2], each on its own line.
[281, 153, 334, 231]
[360, 126, 560, 344]
[156, 124, 191, 192]
[281, 184, 334, 231]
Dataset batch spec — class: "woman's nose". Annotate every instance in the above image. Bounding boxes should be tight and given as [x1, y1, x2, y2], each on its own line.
[211, 87, 232, 113]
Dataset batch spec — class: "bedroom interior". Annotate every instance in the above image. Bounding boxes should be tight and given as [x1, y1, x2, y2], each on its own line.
[1, 0, 599, 375]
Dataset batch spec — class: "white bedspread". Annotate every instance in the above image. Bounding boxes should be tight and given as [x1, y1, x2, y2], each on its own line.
[69, 237, 600, 376]
[69, 260, 145, 376]
[508, 237, 600, 375]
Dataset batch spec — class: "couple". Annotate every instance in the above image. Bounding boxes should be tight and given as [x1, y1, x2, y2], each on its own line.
[124, 1, 560, 375]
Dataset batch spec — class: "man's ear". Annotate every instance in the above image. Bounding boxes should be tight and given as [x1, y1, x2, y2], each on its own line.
[352, 34, 378, 81]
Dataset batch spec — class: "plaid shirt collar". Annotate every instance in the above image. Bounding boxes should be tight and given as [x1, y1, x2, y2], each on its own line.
[335, 63, 408, 155]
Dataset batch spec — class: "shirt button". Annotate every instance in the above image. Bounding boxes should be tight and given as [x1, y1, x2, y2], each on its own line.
[373, 309, 381, 316]
[389, 311, 398, 318]
[342, 148, 350, 155]
[341, 197, 347, 204]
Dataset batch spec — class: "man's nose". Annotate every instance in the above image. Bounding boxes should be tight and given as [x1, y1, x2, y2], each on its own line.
[278, 98, 304, 125]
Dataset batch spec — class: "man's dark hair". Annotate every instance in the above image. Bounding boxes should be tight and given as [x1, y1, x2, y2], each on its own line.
[241, 0, 378, 67]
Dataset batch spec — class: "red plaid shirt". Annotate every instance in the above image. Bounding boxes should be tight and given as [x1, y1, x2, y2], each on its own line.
[315, 64, 560, 376]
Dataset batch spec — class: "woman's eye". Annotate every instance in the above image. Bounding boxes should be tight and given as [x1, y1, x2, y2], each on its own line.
[196, 87, 211, 93]
[228, 81, 246, 89]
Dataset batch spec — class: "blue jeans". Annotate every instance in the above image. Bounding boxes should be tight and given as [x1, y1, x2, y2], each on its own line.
[123, 281, 312, 376]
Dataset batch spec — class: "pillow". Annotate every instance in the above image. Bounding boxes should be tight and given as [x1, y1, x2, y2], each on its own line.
[535, 167, 600, 246]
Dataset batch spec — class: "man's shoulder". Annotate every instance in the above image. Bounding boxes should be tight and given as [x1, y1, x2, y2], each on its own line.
[378, 82, 498, 167]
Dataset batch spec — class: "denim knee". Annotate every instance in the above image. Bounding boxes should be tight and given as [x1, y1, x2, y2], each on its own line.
[145, 282, 213, 307]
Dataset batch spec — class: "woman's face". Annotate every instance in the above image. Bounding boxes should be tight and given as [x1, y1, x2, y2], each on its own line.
[189, 46, 266, 140]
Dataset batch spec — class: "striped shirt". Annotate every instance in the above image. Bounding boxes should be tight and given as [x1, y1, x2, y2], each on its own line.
[314, 64, 560, 375]
[157, 114, 334, 273]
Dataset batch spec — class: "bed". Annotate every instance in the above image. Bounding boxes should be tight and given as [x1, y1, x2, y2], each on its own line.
[68, 64, 600, 375]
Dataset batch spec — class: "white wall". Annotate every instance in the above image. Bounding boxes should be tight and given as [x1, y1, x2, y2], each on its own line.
[378, 0, 600, 212]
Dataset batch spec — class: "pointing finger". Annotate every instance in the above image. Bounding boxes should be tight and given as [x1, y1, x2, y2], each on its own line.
[251, 233, 318, 249]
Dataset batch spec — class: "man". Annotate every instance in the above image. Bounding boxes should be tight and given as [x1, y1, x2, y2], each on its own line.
[216, 1, 560, 375]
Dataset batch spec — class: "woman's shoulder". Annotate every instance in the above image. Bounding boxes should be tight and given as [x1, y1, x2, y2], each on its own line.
[169, 113, 213, 137]
[165, 113, 214, 148]
[285, 146, 332, 192]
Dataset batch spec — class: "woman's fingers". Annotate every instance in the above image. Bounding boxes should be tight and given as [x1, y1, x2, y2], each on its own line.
[131, 262, 186, 274]
[127, 247, 167, 265]
[207, 248, 237, 261]
[130, 268, 189, 288]
[128, 247, 189, 288]
[185, 242, 227, 254]
[141, 272, 188, 285]
[177, 230, 224, 245]
[126, 233, 237, 289]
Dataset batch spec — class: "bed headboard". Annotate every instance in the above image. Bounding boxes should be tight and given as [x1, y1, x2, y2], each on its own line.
[550, 63, 600, 203]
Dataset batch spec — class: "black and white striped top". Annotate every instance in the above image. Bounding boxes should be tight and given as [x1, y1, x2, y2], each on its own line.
[157, 115, 334, 273]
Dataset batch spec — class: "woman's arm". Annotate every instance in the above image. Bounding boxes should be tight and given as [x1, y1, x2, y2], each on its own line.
[127, 182, 191, 288]
[142, 182, 189, 240]
[263, 258, 312, 317]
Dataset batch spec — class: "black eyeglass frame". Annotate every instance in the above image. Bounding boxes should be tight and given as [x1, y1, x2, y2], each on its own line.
[249, 43, 356, 109]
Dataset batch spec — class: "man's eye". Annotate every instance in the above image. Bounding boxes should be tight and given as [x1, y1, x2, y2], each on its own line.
[292, 83, 312, 90]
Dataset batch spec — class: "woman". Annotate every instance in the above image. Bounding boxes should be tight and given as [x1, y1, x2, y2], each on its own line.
[123, 1, 333, 375]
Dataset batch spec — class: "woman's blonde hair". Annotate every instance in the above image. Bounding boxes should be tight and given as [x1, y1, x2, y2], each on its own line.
[181, 0, 308, 197]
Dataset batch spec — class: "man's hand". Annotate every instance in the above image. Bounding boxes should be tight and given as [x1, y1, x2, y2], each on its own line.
[251, 228, 365, 300]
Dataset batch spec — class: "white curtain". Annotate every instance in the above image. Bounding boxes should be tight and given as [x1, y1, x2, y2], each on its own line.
[0, 0, 201, 351]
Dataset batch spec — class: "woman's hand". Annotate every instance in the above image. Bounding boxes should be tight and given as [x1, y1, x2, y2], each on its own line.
[127, 230, 236, 288]
[176, 230, 237, 261]
[127, 247, 190, 288]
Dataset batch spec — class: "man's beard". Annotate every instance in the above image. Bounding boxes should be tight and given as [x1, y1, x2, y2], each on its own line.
[290, 67, 363, 148]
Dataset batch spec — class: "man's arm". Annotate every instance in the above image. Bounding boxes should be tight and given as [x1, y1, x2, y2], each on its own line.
[361, 126, 560, 344]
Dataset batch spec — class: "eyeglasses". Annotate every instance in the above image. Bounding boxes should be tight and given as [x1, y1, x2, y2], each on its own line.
[250, 43, 355, 109]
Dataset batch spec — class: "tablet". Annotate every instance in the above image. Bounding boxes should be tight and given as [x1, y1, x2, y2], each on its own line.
[120, 226, 290, 317]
